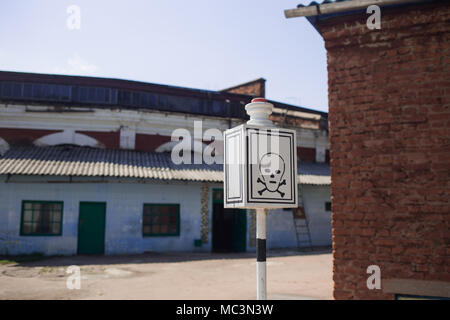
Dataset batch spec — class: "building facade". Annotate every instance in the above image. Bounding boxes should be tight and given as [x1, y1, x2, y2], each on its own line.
[0, 71, 331, 256]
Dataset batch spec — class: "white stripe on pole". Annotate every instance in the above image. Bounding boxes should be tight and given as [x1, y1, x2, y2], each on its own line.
[256, 209, 266, 240]
[257, 261, 267, 300]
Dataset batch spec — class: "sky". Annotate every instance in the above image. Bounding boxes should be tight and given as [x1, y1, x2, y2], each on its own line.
[0, 0, 328, 112]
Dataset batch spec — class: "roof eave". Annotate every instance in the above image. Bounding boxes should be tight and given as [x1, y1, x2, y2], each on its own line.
[284, 0, 429, 19]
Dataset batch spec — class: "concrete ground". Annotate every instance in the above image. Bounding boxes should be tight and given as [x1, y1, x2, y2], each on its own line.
[0, 249, 332, 300]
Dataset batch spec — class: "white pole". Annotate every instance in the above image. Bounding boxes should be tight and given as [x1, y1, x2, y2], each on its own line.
[256, 208, 267, 300]
[245, 98, 273, 301]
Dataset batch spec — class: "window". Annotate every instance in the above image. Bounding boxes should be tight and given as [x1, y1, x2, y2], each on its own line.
[57, 85, 71, 101]
[325, 202, 332, 212]
[96, 87, 109, 103]
[88, 87, 96, 101]
[143, 204, 180, 236]
[21, 201, 63, 236]
[32, 84, 44, 99]
[1, 82, 12, 97]
[23, 83, 33, 98]
[212, 100, 225, 114]
[138, 92, 149, 107]
[132, 92, 140, 106]
[118, 90, 131, 105]
[12, 82, 22, 97]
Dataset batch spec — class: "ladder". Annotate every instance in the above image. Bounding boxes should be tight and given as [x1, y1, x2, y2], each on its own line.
[292, 187, 313, 251]
[293, 212, 313, 251]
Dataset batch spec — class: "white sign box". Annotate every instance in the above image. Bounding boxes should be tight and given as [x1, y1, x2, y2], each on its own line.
[224, 124, 298, 209]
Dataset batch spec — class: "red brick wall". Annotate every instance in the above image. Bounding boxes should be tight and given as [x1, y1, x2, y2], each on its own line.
[77, 130, 120, 149]
[135, 133, 171, 152]
[318, 2, 450, 299]
[222, 79, 266, 97]
[0, 128, 60, 146]
[270, 114, 322, 130]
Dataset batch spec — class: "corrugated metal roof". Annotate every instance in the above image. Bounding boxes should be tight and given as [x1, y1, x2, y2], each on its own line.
[0, 146, 330, 185]
[298, 175, 331, 185]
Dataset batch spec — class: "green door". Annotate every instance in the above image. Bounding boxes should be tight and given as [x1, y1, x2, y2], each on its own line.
[78, 202, 106, 255]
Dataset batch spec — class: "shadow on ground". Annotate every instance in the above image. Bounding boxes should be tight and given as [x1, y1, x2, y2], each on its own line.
[0, 246, 331, 268]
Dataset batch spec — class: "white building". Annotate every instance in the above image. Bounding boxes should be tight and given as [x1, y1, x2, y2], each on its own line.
[0, 71, 331, 255]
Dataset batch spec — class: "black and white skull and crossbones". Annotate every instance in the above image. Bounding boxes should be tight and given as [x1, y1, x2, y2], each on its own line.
[257, 152, 286, 198]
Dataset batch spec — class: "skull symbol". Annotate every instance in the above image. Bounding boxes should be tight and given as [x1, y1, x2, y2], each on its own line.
[257, 153, 286, 197]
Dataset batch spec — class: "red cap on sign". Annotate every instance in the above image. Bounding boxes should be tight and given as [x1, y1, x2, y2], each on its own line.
[251, 97, 267, 103]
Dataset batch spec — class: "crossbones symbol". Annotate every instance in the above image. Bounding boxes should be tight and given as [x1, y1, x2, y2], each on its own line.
[257, 152, 286, 198]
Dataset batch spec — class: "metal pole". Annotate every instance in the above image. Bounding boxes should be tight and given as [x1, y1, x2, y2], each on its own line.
[256, 208, 267, 300]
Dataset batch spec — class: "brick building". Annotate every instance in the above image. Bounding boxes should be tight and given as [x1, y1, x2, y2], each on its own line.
[285, 0, 449, 299]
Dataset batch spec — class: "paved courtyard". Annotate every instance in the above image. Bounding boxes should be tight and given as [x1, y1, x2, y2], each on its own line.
[0, 249, 332, 300]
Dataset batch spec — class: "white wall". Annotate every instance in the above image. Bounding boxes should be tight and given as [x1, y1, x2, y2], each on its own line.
[266, 209, 298, 249]
[260, 184, 331, 249]
[0, 175, 330, 255]
[302, 185, 331, 246]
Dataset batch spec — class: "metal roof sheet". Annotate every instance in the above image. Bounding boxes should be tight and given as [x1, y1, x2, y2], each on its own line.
[0, 146, 330, 185]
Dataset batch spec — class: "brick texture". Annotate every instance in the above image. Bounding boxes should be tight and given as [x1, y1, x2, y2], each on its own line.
[77, 130, 120, 149]
[270, 113, 323, 130]
[317, 2, 450, 299]
[135, 133, 171, 152]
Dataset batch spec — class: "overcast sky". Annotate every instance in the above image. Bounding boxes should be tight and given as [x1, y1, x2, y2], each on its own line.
[0, 0, 328, 112]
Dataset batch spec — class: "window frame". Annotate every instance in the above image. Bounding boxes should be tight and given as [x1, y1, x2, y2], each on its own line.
[142, 203, 180, 237]
[20, 200, 64, 236]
